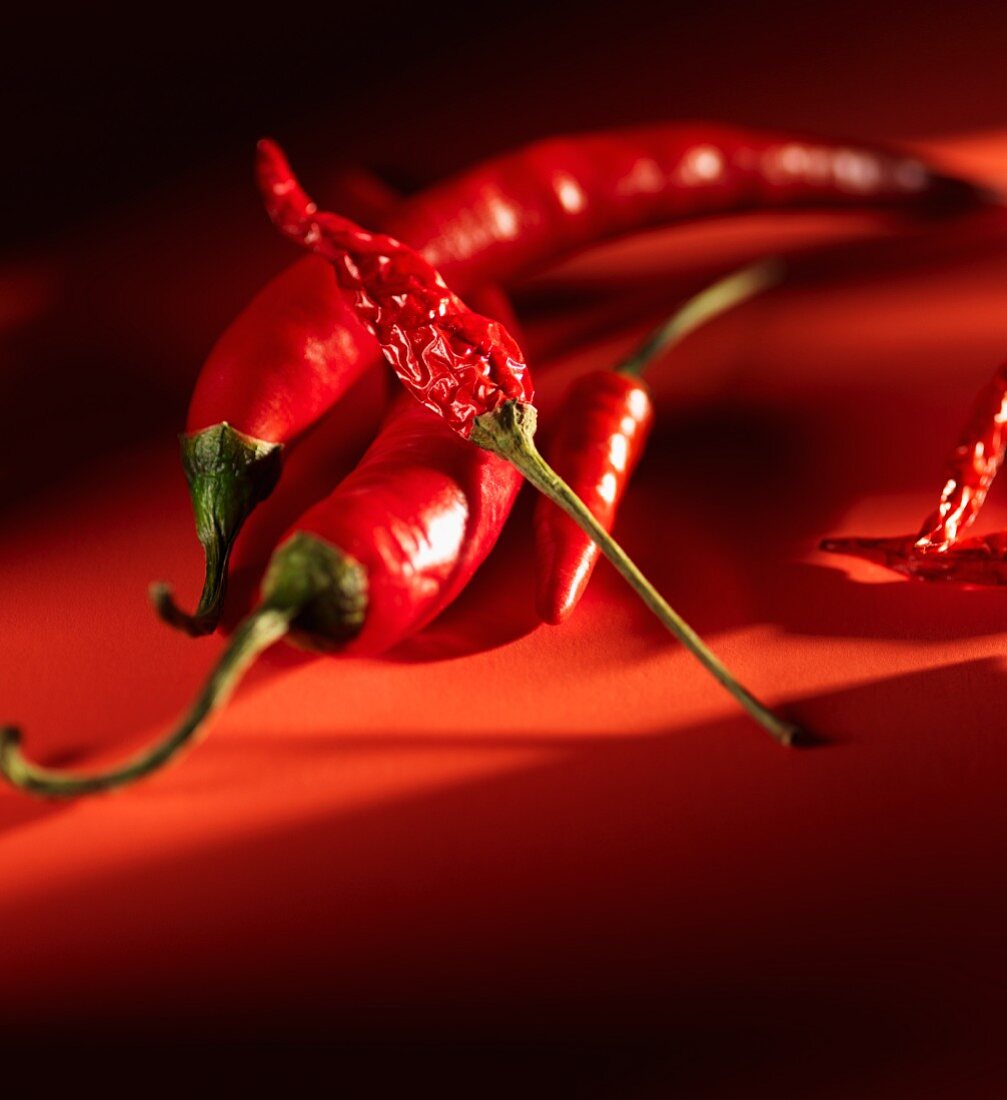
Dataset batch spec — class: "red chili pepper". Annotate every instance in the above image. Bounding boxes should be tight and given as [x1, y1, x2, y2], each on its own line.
[822, 358, 1007, 583]
[534, 262, 780, 624]
[0, 390, 521, 796]
[165, 125, 990, 636]
[382, 123, 986, 291]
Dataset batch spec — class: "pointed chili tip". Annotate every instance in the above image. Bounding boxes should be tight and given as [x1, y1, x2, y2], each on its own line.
[255, 137, 316, 233]
[536, 581, 580, 626]
[149, 581, 218, 638]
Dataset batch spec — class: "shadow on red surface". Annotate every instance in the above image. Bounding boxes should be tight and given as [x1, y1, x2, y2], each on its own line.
[0, 658, 1004, 1089]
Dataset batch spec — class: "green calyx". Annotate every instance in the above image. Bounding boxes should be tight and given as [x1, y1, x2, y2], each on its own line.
[0, 532, 368, 799]
[262, 532, 368, 650]
[152, 423, 283, 636]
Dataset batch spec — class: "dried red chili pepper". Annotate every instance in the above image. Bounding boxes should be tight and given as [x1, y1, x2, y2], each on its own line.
[0, 391, 521, 796]
[822, 358, 1007, 582]
[535, 262, 780, 624]
[166, 125, 988, 636]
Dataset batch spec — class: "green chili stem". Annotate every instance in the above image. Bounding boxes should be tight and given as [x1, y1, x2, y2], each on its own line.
[155, 424, 284, 638]
[616, 259, 784, 378]
[0, 607, 295, 798]
[0, 533, 366, 800]
[472, 403, 800, 746]
[152, 544, 232, 638]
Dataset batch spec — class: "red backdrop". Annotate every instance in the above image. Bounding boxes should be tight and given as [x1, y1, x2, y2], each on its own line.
[2, 6, 1007, 1093]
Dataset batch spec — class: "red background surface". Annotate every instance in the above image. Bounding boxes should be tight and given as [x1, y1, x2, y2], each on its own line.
[3, 5, 1007, 1093]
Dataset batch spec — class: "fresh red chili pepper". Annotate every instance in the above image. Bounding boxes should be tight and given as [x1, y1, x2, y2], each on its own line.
[165, 125, 989, 636]
[535, 262, 780, 624]
[0, 388, 521, 796]
[822, 358, 1007, 583]
[384, 124, 986, 291]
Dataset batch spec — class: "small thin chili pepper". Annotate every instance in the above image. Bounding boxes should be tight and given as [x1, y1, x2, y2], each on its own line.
[822, 358, 1007, 582]
[1, 390, 522, 796]
[165, 126, 990, 636]
[535, 261, 781, 624]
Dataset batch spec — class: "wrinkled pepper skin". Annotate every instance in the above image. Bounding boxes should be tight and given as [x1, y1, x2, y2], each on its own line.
[258, 140, 534, 437]
[822, 359, 1007, 585]
[534, 372, 654, 623]
[288, 392, 522, 655]
[914, 360, 1007, 550]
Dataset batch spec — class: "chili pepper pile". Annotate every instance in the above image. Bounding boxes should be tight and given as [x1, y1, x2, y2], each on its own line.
[156, 124, 985, 637]
[0, 123, 995, 798]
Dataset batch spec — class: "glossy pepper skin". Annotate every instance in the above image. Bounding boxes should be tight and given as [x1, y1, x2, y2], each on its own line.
[186, 256, 374, 443]
[292, 392, 522, 656]
[383, 122, 985, 292]
[171, 124, 988, 634]
[535, 372, 653, 623]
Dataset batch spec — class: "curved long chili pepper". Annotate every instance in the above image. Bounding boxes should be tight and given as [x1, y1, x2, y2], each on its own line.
[253, 141, 800, 744]
[0, 392, 521, 796]
[165, 125, 991, 636]
[822, 358, 1007, 582]
[535, 261, 782, 624]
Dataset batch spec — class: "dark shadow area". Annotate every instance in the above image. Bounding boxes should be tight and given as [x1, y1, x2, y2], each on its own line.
[1, 659, 1005, 1087]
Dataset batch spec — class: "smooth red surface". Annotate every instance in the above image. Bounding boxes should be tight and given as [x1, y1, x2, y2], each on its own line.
[294, 393, 521, 656]
[2, 135, 1007, 1088]
[535, 370, 654, 623]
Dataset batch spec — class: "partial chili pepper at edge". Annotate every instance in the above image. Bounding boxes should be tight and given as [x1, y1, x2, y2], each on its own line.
[161, 125, 993, 638]
[535, 261, 782, 624]
[822, 358, 1007, 582]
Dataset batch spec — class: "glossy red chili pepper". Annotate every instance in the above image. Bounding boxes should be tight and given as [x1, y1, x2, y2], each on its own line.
[295, 392, 522, 656]
[822, 358, 1007, 583]
[167, 125, 990, 635]
[0, 390, 521, 796]
[534, 262, 778, 624]
[384, 123, 986, 292]
[536, 371, 654, 624]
